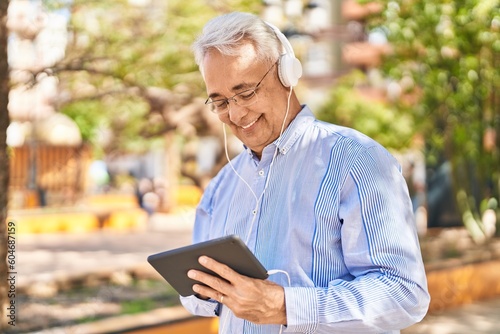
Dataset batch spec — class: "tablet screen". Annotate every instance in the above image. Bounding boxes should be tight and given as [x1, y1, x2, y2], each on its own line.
[147, 235, 269, 297]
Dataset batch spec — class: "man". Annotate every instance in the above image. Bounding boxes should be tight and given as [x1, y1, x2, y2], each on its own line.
[180, 11, 430, 333]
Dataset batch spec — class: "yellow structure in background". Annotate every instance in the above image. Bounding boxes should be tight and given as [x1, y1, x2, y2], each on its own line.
[12, 212, 100, 234]
[129, 317, 218, 334]
[8, 194, 147, 234]
[87, 194, 140, 208]
[172, 185, 203, 209]
[9, 208, 149, 234]
[7, 186, 201, 234]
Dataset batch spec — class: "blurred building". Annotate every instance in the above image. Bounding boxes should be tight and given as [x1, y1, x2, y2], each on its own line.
[261, 0, 390, 109]
[7, 0, 88, 208]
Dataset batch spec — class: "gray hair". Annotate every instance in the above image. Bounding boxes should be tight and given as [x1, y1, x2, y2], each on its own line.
[192, 12, 281, 74]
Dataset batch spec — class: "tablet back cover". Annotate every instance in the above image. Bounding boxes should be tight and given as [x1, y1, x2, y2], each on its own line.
[147, 235, 268, 297]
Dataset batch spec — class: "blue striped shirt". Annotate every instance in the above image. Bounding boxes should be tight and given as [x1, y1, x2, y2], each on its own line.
[181, 106, 430, 333]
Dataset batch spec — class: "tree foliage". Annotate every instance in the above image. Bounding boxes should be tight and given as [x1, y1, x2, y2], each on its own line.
[316, 70, 416, 151]
[35, 0, 262, 186]
[367, 0, 500, 241]
[49, 0, 216, 154]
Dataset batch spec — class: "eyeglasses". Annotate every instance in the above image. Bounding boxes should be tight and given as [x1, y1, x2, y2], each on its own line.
[205, 60, 278, 115]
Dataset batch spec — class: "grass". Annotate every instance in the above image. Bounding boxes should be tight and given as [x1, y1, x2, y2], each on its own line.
[121, 298, 158, 315]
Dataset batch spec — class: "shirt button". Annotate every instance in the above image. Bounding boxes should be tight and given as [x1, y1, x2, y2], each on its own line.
[258, 170, 264, 176]
[281, 148, 287, 154]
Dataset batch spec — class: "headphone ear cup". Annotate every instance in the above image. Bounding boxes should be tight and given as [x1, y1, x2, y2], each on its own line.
[277, 55, 288, 87]
[278, 54, 303, 87]
[264, 21, 303, 87]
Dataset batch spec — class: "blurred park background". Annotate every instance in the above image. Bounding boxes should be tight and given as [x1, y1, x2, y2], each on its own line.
[0, 0, 499, 333]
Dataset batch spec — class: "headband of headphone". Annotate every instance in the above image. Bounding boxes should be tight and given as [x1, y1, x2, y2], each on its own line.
[265, 21, 303, 87]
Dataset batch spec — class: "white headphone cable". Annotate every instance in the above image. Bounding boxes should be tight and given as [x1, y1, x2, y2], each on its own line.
[222, 84, 293, 244]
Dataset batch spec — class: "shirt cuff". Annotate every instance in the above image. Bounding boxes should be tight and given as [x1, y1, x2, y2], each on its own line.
[180, 294, 220, 317]
[283, 287, 318, 333]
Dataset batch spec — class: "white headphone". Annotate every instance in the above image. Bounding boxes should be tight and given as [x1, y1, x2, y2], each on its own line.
[265, 22, 303, 87]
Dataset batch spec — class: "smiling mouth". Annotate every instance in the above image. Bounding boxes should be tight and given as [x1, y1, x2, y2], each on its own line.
[241, 116, 260, 129]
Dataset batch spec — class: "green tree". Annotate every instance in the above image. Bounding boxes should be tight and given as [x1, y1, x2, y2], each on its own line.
[44, 0, 225, 153]
[316, 70, 416, 151]
[28, 0, 262, 207]
[368, 0, 500, 241]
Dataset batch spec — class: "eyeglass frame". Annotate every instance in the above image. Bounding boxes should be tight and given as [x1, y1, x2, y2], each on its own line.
[204, 59, 279, 114]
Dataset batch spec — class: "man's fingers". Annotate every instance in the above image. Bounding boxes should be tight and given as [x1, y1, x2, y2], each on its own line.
[191, 283, 216, 299]
[198, 256, 240, 282]
[188, 268, 231, 297]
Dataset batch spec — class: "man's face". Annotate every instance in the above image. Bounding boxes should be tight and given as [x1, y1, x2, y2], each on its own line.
[202, 44, 290, 158]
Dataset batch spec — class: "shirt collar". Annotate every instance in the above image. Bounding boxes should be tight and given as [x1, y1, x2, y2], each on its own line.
[274, 105, 315, 155]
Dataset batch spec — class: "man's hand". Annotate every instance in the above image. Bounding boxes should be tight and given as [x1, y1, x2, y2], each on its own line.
[187, 256, 287, 325]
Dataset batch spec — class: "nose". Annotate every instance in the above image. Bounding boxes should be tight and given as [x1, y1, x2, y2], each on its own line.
[227, 100, 248, 124]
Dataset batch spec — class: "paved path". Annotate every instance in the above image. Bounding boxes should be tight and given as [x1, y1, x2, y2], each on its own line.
[15, 212, 195, 287]
[402, 297, 500, 334]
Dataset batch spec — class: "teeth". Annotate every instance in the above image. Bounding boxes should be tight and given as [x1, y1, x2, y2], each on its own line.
[242, 118, 258, 129]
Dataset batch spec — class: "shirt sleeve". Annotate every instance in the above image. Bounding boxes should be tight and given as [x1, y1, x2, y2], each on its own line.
[180, 294, 221, 318]
[283, 145, 430, 333]
[178, 175, 222, 318]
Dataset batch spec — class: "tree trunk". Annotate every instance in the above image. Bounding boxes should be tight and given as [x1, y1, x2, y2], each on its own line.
[0, 0, 10, 330]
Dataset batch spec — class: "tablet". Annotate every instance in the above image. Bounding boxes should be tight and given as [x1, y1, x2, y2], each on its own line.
[147, 235, 269, 297]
